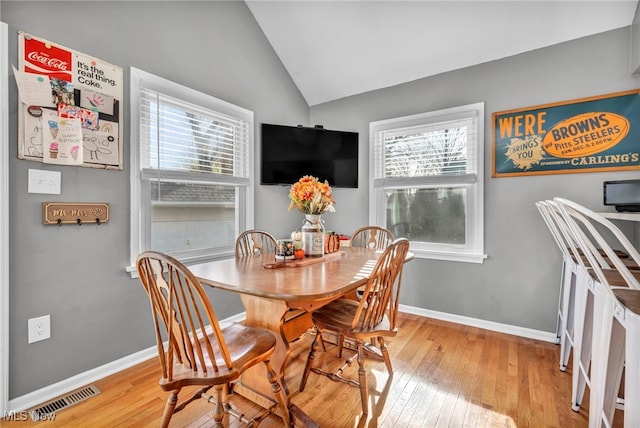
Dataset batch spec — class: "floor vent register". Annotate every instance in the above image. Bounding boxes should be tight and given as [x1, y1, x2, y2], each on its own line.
[30, 384, 101, 421]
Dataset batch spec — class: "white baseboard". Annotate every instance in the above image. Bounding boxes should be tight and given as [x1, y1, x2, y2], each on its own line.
[399, 304, 557, 343]
[7, 312, 246, 413]
[7, 308, 555, 412]
[8, 346, 156, 413]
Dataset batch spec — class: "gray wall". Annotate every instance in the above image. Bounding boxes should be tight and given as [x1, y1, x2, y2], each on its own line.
[632, 3, 640, 75]
[3, 0, 640, 402]
[2, 1, 308, 399]
[310, 27, 640, 333]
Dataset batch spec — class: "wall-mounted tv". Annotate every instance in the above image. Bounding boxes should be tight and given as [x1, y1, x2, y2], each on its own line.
[260, 123, 359, 188]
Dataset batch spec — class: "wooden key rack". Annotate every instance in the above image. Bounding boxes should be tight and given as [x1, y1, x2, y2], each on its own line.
[43, 202, 110, 226]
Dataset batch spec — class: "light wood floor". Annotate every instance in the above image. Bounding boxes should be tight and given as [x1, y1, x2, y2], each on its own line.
[0, 313, 622, 427]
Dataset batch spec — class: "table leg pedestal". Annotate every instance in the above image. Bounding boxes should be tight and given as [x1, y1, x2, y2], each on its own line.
[237, 294, 316, 426]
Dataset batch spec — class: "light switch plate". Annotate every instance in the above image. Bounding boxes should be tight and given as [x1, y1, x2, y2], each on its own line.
[28, 169, 61, 194]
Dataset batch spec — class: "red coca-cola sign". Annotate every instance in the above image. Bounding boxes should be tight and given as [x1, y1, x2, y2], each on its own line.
[23, 37, 72, 81]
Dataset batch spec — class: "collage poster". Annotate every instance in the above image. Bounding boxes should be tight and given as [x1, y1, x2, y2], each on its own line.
[16, 32, 123, 169]
[492, 90, 640, 177]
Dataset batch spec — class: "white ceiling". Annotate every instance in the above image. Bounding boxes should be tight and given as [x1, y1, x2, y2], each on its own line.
[246, 0, 638, 106]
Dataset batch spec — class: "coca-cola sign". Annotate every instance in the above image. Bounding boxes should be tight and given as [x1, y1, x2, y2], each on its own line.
[17, 32, 124, 169]
[26, 52, 68, 71]
[23, 37, 72, 81]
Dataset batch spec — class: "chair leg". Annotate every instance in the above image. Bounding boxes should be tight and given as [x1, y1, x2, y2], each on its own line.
[625, 311, 640, 428]
[264, 360, 291, 427]
[573, 285, 594, 410]
[213, 384, 224, 427]
[560, 266, 577, 371]
[571, 269, 590, 411]
[602, 319, 625, 427]
[589, 286, 624, 428]
[378, 336, 393, 374]
[317, 329, 326, 352]
[555, 260, 568, 344]
[300, 331, 321, 392]
[356, 341, 369, 414]
[338, 333, 345, 358]
[160, 391, 178, 428]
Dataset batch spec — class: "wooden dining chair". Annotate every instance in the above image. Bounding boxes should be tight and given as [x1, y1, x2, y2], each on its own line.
[350, 226, 394, 250]
[235, 229, 277, 258]
[136, 251, 290, 427]
[335, 226, 396, 352]
[299, 238, 410, 415]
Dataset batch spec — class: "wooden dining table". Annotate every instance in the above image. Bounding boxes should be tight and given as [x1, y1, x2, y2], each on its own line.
[188, 246, 407, 426]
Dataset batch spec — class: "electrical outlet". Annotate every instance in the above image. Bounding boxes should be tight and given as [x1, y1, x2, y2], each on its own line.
[28, 315, 51, 344]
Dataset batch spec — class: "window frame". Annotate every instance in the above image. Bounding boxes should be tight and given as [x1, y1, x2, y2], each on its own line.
[128, 68, 254, 275]
[1, 20, 9, 415]
[369, 102, 486, 263]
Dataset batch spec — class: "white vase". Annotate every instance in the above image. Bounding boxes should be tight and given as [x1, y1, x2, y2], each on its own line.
[302, 214, 325, 257]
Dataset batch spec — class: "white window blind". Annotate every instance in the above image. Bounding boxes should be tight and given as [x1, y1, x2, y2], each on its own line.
[382, 117, 476, 176]
[373, 112, 478, 188]
[139, 88, 250, 185]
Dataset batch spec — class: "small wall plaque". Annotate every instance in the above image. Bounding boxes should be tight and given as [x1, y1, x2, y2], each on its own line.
[43, 202, 109, 225]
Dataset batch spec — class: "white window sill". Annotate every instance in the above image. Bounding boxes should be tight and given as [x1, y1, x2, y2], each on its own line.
[411, 249, 487, 264]
[126, 250, 234, 279]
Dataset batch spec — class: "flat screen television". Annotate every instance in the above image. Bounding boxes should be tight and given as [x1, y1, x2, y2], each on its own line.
[260, 123, 359, 188]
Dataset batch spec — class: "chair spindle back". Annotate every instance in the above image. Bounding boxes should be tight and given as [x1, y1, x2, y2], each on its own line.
[352, 238, 410, 331]
[136, 251, 232, 382]
[350, 226, 394, 250]
[235, 229, 277, 258]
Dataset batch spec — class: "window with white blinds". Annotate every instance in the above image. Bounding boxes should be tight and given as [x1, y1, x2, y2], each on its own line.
[139, 88, 250, 182]
[128, 68, 254, 272]
[369, 103, 486, 263]
[379, 117, 475, 177]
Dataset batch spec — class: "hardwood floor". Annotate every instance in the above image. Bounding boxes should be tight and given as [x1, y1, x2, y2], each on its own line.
[0, 313, 621, 427]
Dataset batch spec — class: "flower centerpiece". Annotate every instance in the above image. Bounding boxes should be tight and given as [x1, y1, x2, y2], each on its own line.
[288, 176, 335, 257]
[288, 175, 335, 215]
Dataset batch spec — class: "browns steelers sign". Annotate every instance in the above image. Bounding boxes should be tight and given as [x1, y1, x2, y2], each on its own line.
[493, 90, 640, 177]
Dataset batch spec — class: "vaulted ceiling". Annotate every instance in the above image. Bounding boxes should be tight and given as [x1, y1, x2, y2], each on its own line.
[246, 1, 638, 106]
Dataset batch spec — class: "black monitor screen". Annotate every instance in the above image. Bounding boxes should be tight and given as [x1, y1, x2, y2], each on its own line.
[260, 123, 359, 188]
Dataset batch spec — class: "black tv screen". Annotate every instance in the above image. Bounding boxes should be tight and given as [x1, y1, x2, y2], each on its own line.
[260, 123, 359, 188]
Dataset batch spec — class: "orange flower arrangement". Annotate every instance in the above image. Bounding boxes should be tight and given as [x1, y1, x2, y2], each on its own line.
[288, 175, 336, 215]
